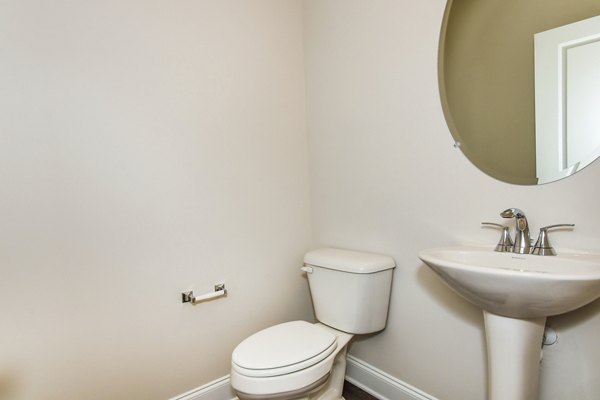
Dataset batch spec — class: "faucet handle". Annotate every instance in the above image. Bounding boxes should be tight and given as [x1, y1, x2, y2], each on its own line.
[482, 222, 514, 252]
[531, 224, 575, 256]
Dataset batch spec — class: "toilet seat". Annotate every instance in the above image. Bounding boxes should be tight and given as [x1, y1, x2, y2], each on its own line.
[232, 321, 337, 378]
[230, 322, 354, 397]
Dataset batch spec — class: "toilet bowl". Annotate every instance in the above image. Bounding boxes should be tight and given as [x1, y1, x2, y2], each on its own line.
[231, 321, 353, 400]
[230, 248, 395, 400]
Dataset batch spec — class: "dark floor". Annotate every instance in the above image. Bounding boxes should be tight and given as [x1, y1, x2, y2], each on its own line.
[342, 381, 379, 400]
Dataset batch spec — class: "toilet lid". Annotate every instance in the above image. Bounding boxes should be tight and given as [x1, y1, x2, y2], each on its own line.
[232, 321, 337, 377]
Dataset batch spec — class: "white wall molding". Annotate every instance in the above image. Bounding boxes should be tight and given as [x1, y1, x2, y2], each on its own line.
[169, 356, 438, 400]
[345, 355, 439, 400]
[169, 376, 236, 400]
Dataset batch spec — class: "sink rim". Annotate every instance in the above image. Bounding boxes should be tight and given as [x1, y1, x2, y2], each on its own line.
[419, 244, 600, 281]
[419, 244, 600, 318]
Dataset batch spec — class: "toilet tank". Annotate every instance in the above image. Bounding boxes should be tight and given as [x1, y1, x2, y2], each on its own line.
[303, 248, 396, 334]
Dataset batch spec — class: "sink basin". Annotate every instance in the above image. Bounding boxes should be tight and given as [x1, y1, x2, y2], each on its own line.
[419, 245, 600, 318]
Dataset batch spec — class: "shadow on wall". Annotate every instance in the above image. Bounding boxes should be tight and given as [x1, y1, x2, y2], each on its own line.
[416, 263, 482, 328]
[0, 371, 20, 400]
[300, 271, 316, 322]
[349, 331, 380, 348]
[550, 296, 600, 329]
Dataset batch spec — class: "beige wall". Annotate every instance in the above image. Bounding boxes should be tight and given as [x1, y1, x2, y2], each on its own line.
[0, 1, 313, 399]
[304, 1, 600, 399]
[4, 1, 600, 399]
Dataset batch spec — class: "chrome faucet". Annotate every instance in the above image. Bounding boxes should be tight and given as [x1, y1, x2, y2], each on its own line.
[486, 208, 574, 255]
[531, 224, 575, 255]
[500, 208, 531, 254]
[481, 222, 513, 252]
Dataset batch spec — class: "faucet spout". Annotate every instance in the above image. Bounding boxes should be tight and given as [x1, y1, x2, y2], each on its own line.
[500, 208, 531, 254]
[500, 207, 524, 219]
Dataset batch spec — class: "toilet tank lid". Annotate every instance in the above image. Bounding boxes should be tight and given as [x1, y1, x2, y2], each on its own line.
[304, 248, 395, 273]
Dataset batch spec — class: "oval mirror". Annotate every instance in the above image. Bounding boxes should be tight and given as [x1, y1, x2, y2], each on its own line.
[439, 0, 600, 185]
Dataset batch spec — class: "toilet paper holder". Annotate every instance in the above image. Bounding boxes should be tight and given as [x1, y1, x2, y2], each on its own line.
[182, 283, 227, 304]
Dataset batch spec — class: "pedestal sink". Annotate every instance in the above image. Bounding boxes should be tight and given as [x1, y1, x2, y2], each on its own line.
[419, 245, 600, 400]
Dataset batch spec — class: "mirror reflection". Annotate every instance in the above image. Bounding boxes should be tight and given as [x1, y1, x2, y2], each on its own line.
[535, 15, 600, 184]
[439, 0, 600, 185]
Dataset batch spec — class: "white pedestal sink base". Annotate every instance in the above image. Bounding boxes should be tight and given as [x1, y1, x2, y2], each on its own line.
[483, 311, 546, 400]
[419, 245, 600, 400]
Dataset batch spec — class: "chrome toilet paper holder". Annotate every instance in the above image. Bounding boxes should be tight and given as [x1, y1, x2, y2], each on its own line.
[182, 283, 227, 304]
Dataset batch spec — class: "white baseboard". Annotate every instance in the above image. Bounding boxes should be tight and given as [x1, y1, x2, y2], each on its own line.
[169, 356, 437, 400]
[169, 376, 236, 400]
[345, 355, 439, 400]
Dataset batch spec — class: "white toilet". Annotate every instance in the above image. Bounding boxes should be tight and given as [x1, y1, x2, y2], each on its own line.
[230, 248, 396, 400]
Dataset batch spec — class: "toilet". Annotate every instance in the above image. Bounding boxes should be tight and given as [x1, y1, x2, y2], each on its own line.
[230, 248, 396, 400]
